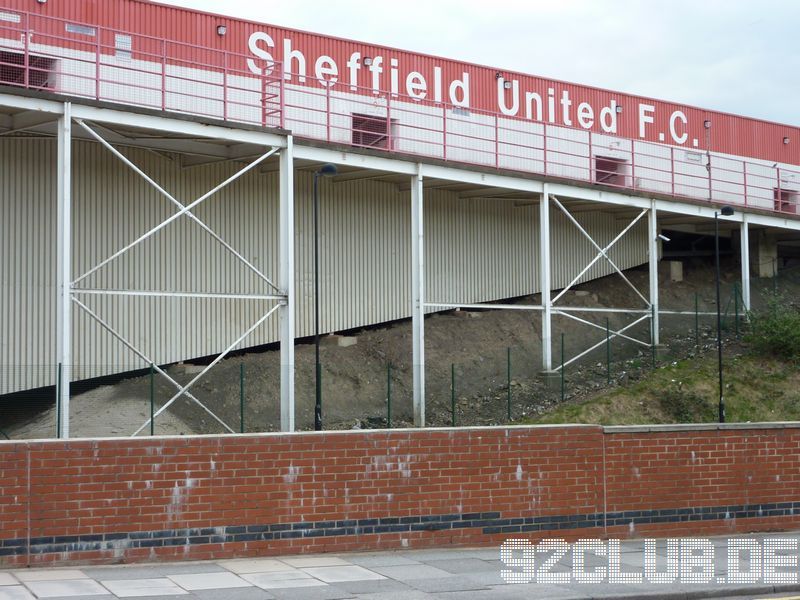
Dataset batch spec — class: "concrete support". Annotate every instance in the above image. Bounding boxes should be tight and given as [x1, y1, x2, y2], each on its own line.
[279, 136, 295, 432]
[648, 200, 659, 346]
[56, 102, 72, 438]
[752, 229, 778, 278]
[411, 166, 425, 427]
[740, 217, 751, 311]
[539, 184, 552, 372]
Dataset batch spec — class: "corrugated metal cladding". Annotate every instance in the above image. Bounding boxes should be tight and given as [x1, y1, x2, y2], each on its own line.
[2, 0, 797, 164]
[0, 138, 647, 394]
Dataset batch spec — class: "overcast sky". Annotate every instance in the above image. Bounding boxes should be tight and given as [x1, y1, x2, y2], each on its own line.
[157, 0, 799, 125]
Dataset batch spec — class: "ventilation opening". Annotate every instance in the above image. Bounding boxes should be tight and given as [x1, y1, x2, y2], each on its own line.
[0, 50, 56, 89]
[594, 156, 628, 187]
[774, 188, 797, 214]
[352, 113, 396, 149]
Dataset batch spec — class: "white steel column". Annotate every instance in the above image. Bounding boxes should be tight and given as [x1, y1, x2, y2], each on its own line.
[648, 200, 660, 346]
[279, 135, 295, 432]
[539, 184, 552, 371]
[411, 165, 425, 427]
[56, 102, 72, 438]
[740, 216, 751, 312]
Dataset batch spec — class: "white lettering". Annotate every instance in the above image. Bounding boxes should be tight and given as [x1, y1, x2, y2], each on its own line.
[608, 539, 643, 584]
[369, 55, 383, 94]
[679, 539, 715, 584]
[283, 37, 306, 83]
[643, 539, 678, 584]
[669, 110, 688, 144]
[433, 66, 443, 103]
[572, 539, 607, 584]
[449, 73, 470, 107]
[390, 57, 399, 96]
[347, 52, 361, 91]
[577, 102, 594, 129]
[314, 55, 338, 87]
[547, 88, 556, 123]
[498, 78, 518, 116]
[560, 89, 573, 126]
[406, 71, 427, 100]
[764, 538, 799, 584]
[525, 91, 542, 121]
[246, 31, 275, 76]
[638, 103, 655, 138]
[727, 538, 762, 584]
[600, 100, 619, 134]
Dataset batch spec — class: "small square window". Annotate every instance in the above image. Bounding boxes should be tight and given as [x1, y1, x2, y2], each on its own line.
[594, 156, 628, 187]
[352, 113, 395, 149]
[774, 188, 797, 214]
[0, 50, 55, 89]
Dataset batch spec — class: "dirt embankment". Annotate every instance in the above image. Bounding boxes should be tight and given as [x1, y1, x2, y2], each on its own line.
[7, 258, 795, 438]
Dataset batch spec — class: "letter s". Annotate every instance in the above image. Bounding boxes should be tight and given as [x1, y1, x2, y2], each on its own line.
[247, 31, 275, 75]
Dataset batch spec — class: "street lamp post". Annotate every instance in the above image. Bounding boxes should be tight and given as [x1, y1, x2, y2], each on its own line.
[714, 205, 734, 423]
[313, 163, 338, 431]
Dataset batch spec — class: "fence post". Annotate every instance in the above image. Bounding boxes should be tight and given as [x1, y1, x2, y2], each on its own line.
[606, 318, 611, 384]
[56, 363, 62, 438]
[240, 363, 245, 434]
[560, 333, 565, 403]
[774, 258, 778, 294]
[451, 363, 456, 427]
[23, 13, 29, 88]
[651, 305, 656, 369]
[507, 347, 512, 421]
[442, 106, 448, 161]
[733, 283, 740, 338]
[695, 292, 700, 347]
[494, 114, 500, 169]
[149, 363, 154, 436]
[161, 39, 167, 112]
[387, 363, 392, 429]
[326, 84, 332, 143]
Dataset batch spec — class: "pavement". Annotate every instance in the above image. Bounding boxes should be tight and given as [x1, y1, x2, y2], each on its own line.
[2, 533, 800, 600]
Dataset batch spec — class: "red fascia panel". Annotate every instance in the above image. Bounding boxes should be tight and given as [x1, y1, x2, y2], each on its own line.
[4, 0, 798, 165]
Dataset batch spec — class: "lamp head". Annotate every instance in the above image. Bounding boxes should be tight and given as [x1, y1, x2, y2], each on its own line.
[720, 206, 734, 217]
[316, 163, 338, 178]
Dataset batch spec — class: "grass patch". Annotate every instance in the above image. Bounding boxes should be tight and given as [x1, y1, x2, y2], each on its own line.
[527, 352, 800, 426]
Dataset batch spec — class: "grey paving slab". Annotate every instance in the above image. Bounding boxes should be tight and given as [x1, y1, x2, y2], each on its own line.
[370, 564, 452, 580]
[155, 564, 230, 577]
[399, 550, 476, 562]
[345, 592, 430, 600]
[13, 569, 87, 582]
[0, 576, 17, 587]
[23, 579, 110, 598]
[463, 584, 591, 600]
[327, 579, 412, 595]
[0, 587, 35, 600]
[343, 554, 421, 568]
[192, 588, 276, 600]
[84, 567, 173, 581]
[100, 578, 189, 597]
[167, 572, 252, 591]
[460, 570, 507, 587]
[402, 576, 489, 594]
[241, 572, 326, 590]
[300, 566, 384, 583]
[218, 560, 290, 575]
[267, 586, 355, 600]
[280, 558, 351, 569]
[457, 549, 502, 561]
[424, 558, 500, 574]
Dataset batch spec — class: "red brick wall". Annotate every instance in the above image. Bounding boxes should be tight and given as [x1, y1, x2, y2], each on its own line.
[1, 424, 799, 567]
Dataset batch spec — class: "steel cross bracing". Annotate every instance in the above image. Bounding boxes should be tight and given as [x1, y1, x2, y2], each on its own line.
[55, 102, 295, 437]
[547, 194, 654, 372]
